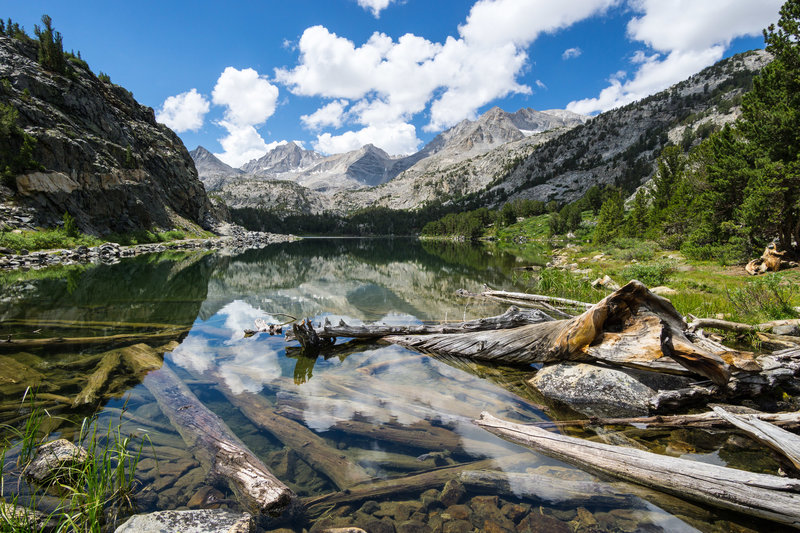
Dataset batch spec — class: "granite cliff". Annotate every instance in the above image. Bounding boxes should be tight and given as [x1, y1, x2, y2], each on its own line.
[0, 34, 216, 234]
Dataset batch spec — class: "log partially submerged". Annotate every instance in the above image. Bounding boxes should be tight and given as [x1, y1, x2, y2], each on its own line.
[141, 361, 297, 517]
[283, 306, 553, 342]
[712, 406, 800, 470]
[475, 412, 800, 528]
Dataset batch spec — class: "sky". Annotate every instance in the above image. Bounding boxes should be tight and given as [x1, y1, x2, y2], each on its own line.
[3, 1, 783, 167]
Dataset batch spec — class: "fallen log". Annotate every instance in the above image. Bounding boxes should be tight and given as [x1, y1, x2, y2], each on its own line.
[215, 386, 372, 490]
[458, 469, 637, 508]
[475, 288, 593, 310]
[389, 281, 732, 386]
[475, 412, 800, 528]
[303, 453, 534, 516]
[282, 306, 553, 342]
[72, 351, 122, 406]
[524, 406, 800, 430]
[712, 406, 800, 470]
[0, 328, 190, 353]
[141, 362, 296, 517]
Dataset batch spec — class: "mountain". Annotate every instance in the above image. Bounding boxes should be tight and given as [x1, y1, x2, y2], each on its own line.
[203, 105, 587, 211]
[240, 142, 324, 176]
[189, 146, 242, 191]
[0, 35, 216, 234]
[485, 50, 772, 206]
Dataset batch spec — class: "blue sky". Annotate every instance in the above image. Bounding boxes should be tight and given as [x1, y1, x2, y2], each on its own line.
[4, 1, 781, 167]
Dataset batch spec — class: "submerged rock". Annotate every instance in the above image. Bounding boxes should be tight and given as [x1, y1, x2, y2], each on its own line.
[25, 438, 88, 485]
[114, 509, 251, 533]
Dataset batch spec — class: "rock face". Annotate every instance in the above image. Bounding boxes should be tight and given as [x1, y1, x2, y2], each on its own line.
[0, 36, 216, 234]
[189, 146, 242, 191]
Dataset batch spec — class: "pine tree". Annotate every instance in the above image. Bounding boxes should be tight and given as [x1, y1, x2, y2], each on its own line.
[34, 15, 66, 74]
[593, 189, 624, 244]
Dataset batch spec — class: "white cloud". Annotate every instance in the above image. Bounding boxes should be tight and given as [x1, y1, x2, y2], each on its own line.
[214, 122, 286, 167]
[356, 0, 395, 18]
[562, 47, 582, 60]
[301, 99, 349, 130]
[276, 1, 617, 152]
[210, 67, 282, 167]
[314, 122, 420, 155]
[535, 79, 547, 89]
[155, 88, 209, 132]
[568, 0, 782, 114]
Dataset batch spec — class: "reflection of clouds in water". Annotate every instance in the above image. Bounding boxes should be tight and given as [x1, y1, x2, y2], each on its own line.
[218, 300, 276, 344]
[375, 312, 421, 326]
[168, 299, 283, 395]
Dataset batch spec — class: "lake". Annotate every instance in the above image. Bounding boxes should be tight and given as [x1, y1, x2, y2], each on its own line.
[0, 238, 786, 532]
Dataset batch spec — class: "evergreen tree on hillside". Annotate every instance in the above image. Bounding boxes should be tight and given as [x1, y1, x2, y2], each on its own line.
[34, 15, 66, 74]
[594, 188, 624, 244]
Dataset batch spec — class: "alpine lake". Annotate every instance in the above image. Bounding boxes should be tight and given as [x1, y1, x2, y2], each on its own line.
[0, 238, 790, 532]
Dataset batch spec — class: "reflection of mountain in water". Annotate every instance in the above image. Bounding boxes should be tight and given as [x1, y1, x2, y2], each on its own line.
[199, 238, 533, 323]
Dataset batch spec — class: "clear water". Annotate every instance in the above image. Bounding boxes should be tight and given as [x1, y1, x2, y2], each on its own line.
[0, 239, 788, 532]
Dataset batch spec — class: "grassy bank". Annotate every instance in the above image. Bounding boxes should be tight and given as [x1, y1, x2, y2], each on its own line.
[494, 214, 800, 325]
[0, 227, 216, 254]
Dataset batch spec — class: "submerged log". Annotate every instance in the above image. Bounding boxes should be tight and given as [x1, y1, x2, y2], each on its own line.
[72, 351, 122, 406]
[712, 406, 800, 470]
[475, 412, 800, 528]
[0, 328, 190, 353]
[283, 306, 553, 342]
[141, 363, 296, 517]
[389, 281, 732, 386]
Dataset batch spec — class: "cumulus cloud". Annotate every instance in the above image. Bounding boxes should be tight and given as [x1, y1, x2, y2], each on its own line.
[155, 88, 209, 132]
[301, 99, 349, 130]
[210, 67, 282, 167]
[568, 0, 782, 115]
[277, 0, 617, 153]
[314, 122, 420, 155]
[356, 0, 395, 18]
[562, 47, 582, 60]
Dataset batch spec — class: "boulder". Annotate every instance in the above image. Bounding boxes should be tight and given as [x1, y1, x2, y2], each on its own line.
[591, 275, 620, 291]
[25, 439, 88, 485]
[114, 509, 251, 533]
[528, 362, 690, 417]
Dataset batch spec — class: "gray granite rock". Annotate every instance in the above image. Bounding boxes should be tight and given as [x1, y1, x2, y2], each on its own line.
[114, 509, 252, 533]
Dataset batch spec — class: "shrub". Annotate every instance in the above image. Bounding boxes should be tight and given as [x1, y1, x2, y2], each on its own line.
[727, 274, 798, 321]
[621, 260, 676, 287]
[62, 211, 79, 237]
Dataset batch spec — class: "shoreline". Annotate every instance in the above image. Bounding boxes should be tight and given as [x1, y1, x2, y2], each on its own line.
[0, 230, 299, 271]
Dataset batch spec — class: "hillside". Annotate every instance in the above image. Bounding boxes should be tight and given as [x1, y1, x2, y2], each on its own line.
[0, 34, 216, 235]
[486, 50, 771, 206]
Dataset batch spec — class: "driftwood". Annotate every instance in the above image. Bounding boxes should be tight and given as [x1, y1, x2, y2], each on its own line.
[72, 352, 123, 406]
[389, 281, 732, 385]
[215, 386, 372, 490]
[0, 328, 190, 353]
[746, 243, 798, 275]
[140, 361, 296, 517]
[713, 406, 800, 470]
[303, 453, 534, 515]
[527, 406, 800, 430]
[282, 306, 552, 342]
[475, 412, 800, 528]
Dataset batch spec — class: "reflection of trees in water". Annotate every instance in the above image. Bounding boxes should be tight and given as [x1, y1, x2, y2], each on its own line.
[0, 252, 217, 332]
[202, 238, 527, 322]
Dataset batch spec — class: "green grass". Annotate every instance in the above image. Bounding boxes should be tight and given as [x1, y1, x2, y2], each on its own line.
[0, 393, 147, 532]
[0, 229, 102, 253]
[621, 259, 677, 287]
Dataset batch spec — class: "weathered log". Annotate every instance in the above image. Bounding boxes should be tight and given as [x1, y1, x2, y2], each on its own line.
[302, 453, 534, 516]
[475, 412, 800, 528]
[0, 328, 190, 353]
[458, 469, 637, 508]
[712, 406, 800, 470]
[72, 352, 123, 406]
[141, 363, 296, 517]
[216, 386, 372, 490]
[389, 281, 732, 386]
[525, 406, 800, 430]
[746, 243, 798, 275]
[456, 289, 574, 318]
[476, 289, 593, 310]
[282, 306, 553, 341]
